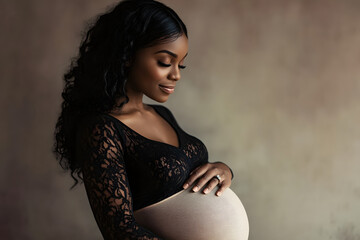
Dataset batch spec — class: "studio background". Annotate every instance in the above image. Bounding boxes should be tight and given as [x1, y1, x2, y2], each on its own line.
[1, 0, 360, 239]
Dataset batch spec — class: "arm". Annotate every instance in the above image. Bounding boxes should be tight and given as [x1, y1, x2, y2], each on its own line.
[79, 116, 162, 240]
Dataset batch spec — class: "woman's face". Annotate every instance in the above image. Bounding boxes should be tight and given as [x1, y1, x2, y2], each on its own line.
[126, 34, 188, 103]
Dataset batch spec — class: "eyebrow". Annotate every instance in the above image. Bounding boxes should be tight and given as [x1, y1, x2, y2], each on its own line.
[154, 50, 188, 59]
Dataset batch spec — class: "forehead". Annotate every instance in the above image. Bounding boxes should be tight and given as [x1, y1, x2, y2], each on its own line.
[140, 34, 188, 58]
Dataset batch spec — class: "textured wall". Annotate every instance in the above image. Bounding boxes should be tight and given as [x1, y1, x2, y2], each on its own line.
[1, 0, 360, 239]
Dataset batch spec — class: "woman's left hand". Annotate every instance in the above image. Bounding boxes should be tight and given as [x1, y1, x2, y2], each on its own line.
[182, 162, 233, 196]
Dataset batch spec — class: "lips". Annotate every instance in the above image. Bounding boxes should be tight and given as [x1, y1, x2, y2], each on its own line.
[159, 84, 175, 94]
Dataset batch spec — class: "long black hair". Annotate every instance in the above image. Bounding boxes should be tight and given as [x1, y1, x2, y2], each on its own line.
[53, 0, 188, 189]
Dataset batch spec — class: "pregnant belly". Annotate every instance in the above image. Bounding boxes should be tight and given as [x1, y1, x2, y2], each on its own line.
[134, 188, 249, 240]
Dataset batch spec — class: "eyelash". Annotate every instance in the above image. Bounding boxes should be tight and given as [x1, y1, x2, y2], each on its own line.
[158, 61, 186, 69]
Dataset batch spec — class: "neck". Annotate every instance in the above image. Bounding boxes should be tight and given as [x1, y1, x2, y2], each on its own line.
[118, 85, 147, 114]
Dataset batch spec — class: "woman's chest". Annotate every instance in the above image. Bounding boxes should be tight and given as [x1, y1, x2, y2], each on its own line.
[121, 130, 209, 210]
[123, 131, 207, 182]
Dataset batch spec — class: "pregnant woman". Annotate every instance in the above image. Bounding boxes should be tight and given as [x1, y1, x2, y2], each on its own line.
[53, 0, 249, 239]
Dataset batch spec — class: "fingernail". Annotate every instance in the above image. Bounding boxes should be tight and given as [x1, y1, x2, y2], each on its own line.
[183, 183, 189, 189]
[216, 191, 222, 196]
[193, 186, 199, 192]
[203, 188, 209, 194]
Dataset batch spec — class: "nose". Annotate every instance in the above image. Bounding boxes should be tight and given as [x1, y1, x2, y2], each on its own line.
[168, 66, 181, 81]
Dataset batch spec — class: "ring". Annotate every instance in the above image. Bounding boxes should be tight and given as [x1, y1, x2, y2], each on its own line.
[214, 174, 221, 183]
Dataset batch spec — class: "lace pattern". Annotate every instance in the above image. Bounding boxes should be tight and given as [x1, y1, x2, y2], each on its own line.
[77, 105, 208, 239]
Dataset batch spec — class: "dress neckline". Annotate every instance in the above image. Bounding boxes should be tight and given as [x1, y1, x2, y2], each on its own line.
[105, 105, 182, 149]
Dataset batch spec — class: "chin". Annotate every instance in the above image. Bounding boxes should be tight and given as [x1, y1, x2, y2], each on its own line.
[147, 95, 169, 103]
[155, 98, 169, 103]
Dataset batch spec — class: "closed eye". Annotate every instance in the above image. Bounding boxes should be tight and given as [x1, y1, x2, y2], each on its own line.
[158, 61, 187, 70]
[157, 61, 171, 67]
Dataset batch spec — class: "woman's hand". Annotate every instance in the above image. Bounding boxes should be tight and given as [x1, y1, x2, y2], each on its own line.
[182, 162, 233, 196]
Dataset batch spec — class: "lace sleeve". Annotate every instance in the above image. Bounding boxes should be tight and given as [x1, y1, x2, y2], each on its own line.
[78, 115, 162, 240]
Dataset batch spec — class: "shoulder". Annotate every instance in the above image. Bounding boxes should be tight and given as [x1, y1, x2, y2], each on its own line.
[79, 114, 116, 129]
[77, 113, 127, 152]
[77, 113, 124, 140]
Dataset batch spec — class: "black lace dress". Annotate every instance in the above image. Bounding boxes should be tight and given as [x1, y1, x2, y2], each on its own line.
[76, 105, 208, 239]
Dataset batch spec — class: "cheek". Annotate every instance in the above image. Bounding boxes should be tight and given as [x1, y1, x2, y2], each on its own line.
[147, 64, 167, 82]
[128, 59, 168, 90]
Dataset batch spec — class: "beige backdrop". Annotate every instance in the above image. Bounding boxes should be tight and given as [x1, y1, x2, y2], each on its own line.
[1, 0, 360, 239]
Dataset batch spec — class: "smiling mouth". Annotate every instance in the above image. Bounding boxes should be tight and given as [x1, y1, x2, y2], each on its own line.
[159, 85, 175, 94]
